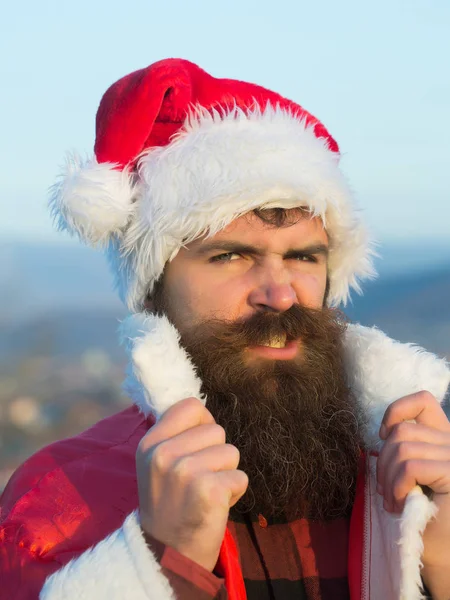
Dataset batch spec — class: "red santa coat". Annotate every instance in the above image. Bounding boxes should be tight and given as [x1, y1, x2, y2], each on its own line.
[0, 403, 367, 600]
[1, 316, 449, 600]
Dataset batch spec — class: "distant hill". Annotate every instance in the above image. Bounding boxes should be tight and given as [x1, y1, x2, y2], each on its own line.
[1, 241, 449, 366]
[0, 242, 122, 325]
[0, 309, 127, 367]
[346, 265, 450, 357]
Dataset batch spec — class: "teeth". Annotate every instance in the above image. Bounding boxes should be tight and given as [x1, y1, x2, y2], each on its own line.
[264, 334, 287, 348]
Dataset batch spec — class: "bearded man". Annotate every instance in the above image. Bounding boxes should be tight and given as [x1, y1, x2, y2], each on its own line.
[1, 59, 450, 600]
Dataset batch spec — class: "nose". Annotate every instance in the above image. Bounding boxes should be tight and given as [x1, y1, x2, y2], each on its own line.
[248, 269, 297, 313]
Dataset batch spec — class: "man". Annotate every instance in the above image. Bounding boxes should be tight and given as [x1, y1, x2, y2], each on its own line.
[1, 58, 450, 600]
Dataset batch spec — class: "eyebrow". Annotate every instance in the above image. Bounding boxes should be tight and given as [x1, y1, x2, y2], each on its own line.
[193, 240, 329, 259]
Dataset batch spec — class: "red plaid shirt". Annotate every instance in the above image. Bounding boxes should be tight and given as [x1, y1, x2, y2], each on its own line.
[147, 511, 350, 600]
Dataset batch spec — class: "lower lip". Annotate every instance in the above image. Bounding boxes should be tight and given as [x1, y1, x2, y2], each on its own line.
[247, 340, 299, 360]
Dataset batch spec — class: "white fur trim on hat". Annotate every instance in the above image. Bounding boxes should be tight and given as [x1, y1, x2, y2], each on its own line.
[50, 107, 376, 309]
[122, 106, 376, 311]
[49, 153, 137, 246]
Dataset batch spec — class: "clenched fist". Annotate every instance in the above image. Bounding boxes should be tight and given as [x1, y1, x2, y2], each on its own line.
[136, 397, 248, 572]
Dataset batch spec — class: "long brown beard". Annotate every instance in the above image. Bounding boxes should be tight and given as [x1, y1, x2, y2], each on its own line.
[154, 294, 365, 520]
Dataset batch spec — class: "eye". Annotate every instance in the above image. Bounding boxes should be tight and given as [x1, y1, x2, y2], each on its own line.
[209, 252, 241, 263]
[290, 253, 318, 263]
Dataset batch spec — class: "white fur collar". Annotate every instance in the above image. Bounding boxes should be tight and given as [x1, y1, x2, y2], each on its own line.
[120, 313, 449, 450]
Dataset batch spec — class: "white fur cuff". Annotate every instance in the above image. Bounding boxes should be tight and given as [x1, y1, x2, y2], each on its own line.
[40, 511, 176, 600]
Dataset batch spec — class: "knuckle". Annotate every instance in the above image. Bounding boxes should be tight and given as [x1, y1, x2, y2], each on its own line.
[398, 461, 408, 479]
[180, 397, 214, 422]
[136, 439, 155, 465]
[392, 422, 410, 441]
[418, 390, 436, 404]
[136, 431, 155, 456]
[392, 481, 404, 502]
[211, 424, 226, 443]
[236, 469, 249, 490]
[225, 444, 240, 465]
[400, 459, 416, 479]
[394, 441, 411, 462]
[136, 438, 147, 459]
[194, 474, 215, 502]
[182, 396, 204, 409]
[172, 455, 196, 482]
[151, 442, 172, 472]
[383, 404, 394, 421]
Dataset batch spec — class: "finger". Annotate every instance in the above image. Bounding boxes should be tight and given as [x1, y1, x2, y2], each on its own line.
[172, 444, 241, 485]
[149, 424, 227, 472]
[387, 459, 450, 513]
[142, 441, 238, 509]
[205, 469, 249, 508]
[227, 470, 249, 507]
[381, 422, 450, 447]
[140, 397, 215, 450]
[377, 441, 450, 493]
[380, 391, 450, 440]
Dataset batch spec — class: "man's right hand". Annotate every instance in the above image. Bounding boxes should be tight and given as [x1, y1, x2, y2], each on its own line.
[136, 397, 248, 572]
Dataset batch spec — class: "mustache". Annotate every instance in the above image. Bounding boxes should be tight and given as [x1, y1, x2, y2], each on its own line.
[190, 304, 346, 350]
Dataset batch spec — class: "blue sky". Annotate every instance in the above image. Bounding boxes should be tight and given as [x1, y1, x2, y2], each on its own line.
[1, 0, 449, 248]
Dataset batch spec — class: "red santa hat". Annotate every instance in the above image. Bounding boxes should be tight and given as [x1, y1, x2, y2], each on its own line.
[50, 58, 375, 311]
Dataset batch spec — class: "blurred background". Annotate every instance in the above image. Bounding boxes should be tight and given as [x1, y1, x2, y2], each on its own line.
[1, 0, 449, 491]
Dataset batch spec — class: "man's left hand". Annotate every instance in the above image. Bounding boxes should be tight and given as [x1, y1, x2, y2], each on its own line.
[377, 390, 450, 597]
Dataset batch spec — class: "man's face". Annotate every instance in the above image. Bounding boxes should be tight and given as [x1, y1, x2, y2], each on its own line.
[148, 210, 362, 520]
[154, 210, 329, 350]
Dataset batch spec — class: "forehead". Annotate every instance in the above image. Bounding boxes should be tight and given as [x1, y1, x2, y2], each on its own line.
[189, 210, 328, 250]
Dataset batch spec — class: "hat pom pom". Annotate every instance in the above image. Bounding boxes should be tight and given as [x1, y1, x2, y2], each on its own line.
[49, 153, 136, 246]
